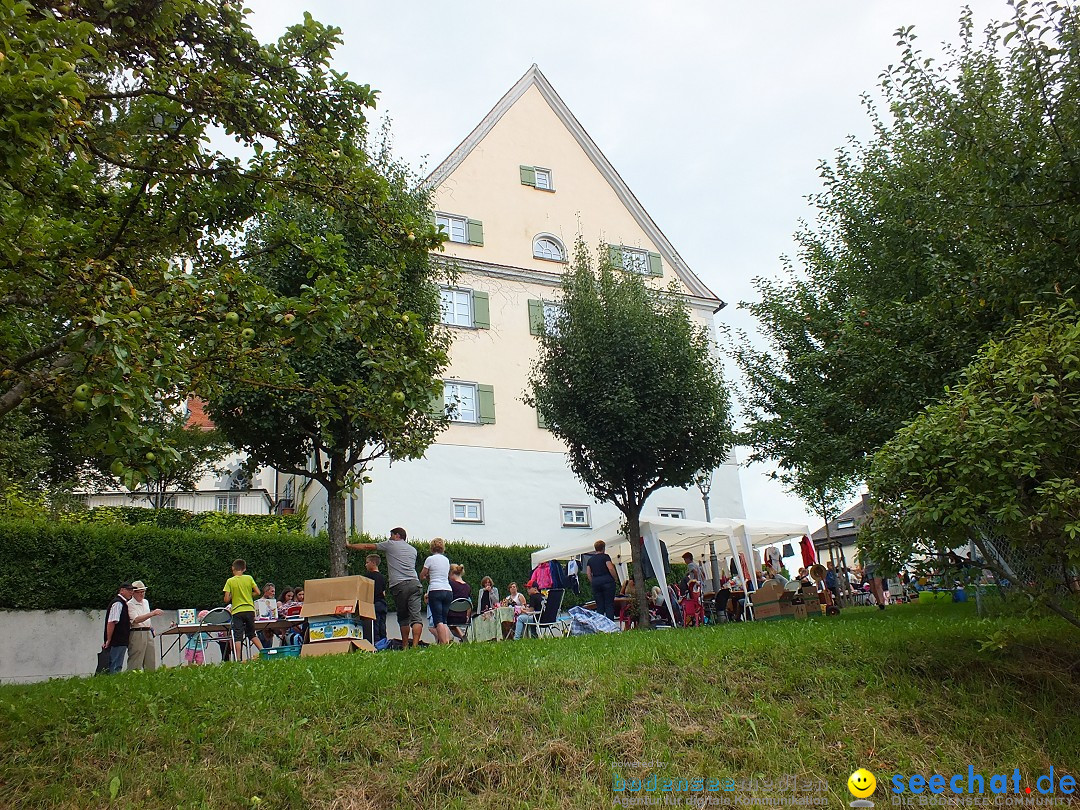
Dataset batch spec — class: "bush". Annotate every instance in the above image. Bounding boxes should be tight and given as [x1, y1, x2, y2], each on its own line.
[75, 505, 307, 535]
[0, 520, 333, 611]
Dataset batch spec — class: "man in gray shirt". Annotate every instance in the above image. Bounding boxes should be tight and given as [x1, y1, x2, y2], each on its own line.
[347, 527, 423, 648]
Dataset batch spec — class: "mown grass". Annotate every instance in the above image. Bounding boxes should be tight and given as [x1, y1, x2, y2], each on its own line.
[1, 603, 1078, 809]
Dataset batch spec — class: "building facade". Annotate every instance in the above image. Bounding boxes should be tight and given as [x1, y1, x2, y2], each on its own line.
[301, 65, 746, 544]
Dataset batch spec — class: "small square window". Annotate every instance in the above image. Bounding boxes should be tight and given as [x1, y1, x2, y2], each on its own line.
[535, 168, 552, 190]
[561, 505, 591, 528]
[444, 382, 478, 423]
[658, 508, 685, 520]
[452, 499, 484, 524]
[435, 213, 468, 244]
[440, 288, 473, 327]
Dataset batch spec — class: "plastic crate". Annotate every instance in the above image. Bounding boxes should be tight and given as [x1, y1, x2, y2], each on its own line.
[261, 644, 301, 660]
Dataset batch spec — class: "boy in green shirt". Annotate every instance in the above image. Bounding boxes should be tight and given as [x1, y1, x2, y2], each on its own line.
[223, 558, 263, 660]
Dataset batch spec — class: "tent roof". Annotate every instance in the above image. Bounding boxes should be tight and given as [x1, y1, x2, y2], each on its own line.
[530, 517, 809, 568]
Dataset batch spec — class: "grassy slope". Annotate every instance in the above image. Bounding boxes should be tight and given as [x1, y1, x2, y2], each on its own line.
[1, 603, 1078, 810]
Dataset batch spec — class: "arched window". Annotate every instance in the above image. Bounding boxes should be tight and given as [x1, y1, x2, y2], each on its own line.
[532, 234, 566, 262]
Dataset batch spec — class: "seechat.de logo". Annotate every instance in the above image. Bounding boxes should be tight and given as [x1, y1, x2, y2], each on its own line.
[848, 768, 877, 808]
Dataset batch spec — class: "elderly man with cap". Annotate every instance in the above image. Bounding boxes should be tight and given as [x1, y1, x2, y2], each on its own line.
[126, 580, 163, 671]
[102, 582, 134, 674]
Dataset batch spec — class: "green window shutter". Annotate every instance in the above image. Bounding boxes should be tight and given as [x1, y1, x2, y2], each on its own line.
[467, 219, 484, 246]
[472, 290, 490, 329]
[477, 384, 496, 424]
[527, 299, 544, 336]
[536, 406, 549, 430]
[648, 251, 663, 276]
[608, 244, 622, 269]
[519, 165, 536, 186]
[429, 385, 446, 416]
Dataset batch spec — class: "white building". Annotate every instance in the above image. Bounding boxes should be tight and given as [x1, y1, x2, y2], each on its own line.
[301, 65, 746, 543]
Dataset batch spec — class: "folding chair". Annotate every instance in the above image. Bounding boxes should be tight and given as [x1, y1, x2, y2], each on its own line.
[199, 607, 236, 662]
[525, 588, 567, 638]
[447, 597, 473, 642]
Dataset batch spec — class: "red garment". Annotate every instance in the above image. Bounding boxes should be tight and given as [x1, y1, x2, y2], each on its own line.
[800, 535, 817, 568]
[526, 563, 553, 590]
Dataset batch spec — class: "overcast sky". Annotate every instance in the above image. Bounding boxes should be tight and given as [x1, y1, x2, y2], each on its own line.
[248, 1, 1013, 530]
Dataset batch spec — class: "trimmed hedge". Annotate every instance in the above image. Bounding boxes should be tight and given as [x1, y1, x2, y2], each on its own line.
[0, 520, 692, 613]
[0, 521, 554, 612]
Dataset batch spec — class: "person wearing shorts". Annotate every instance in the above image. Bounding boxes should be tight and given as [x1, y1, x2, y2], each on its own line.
[347, 527, 423, 648]
[421, 538, 453, 645]
[223, 558, 263, 660]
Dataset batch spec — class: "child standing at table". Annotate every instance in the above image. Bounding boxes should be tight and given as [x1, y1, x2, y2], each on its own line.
[222, 558, 263, 660]
[182, 609, 211, 666]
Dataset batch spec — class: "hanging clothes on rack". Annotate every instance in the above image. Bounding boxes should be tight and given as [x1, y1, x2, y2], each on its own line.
[800, 535, 817, 567]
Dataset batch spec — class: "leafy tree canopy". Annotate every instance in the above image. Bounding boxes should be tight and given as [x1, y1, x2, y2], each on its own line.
[733, 1, 1080, 493]
[0, 0, 410, 486]
[863, 299, 1080, 628]
[209, 151, 451, 576]
[527, 240, 734, 623]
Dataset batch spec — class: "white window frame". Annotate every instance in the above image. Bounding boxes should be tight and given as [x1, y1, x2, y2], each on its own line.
[836, 519, 856, 530]
[440, 287, 473, 327]
[620, 246, 651, 275]
[451, 498, 484, 524]
[534, 167, 553, 190]
[561, 505, 591, 528]
[658, 508, 685, 520]
[435, 212, 468, 244]
[216, 494, 239, 514]
[444, 381, 478, 424]
[532, 234, 566, 262]
[541, 301, 564, 336]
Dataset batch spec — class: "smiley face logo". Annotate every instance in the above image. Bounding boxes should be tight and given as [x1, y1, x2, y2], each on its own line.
[848, 768, 877, 799]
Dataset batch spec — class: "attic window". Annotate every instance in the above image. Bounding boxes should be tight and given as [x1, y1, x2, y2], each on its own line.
[520, 165, 554, 191]
[836, 520, 855, 529]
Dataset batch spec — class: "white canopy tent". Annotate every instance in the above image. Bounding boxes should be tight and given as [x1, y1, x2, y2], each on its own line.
[532, 516, 810, 623]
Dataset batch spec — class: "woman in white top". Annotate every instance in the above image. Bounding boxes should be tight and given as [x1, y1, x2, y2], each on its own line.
[420, 537, 453, 644]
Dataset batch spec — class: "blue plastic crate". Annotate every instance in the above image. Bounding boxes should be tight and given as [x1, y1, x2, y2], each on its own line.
[261, 644, 301, 660]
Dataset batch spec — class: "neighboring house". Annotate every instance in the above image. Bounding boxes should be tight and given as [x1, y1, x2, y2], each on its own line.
[82, 398, 299, 517]
[811, 493, 872, 570]
[300, 65, 746, 544]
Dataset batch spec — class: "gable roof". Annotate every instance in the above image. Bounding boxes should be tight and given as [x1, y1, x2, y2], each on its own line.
[426, 64, 722, 305]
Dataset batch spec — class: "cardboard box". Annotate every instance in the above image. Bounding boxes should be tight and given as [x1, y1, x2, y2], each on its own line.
[301, 575, 375, 621]
[750, 580, 784, 606]
[793, 604, 808, 620]
[308, 617, 366, 642]
[752, 602, 782, 620]
[299, 638, 374, 657]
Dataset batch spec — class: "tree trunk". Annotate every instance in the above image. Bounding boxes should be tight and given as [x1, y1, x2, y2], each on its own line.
[327, 487, 348, 577]
[627, 507, 651, 628]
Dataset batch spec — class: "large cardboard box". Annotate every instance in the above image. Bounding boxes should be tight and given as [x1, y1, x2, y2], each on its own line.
[299, 638, 374, 657]
[750, 580, 784, 606]
[301, 575, 375, 621]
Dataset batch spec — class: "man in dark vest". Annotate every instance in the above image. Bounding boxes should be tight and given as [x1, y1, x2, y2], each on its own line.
[102, 582, 135, 674]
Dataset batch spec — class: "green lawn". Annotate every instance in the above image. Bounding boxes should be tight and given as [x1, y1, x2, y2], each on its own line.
[1, 603, 1078, 809]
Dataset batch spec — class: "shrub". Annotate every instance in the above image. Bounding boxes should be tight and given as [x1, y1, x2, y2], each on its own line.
[74, 505, 307, 534]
